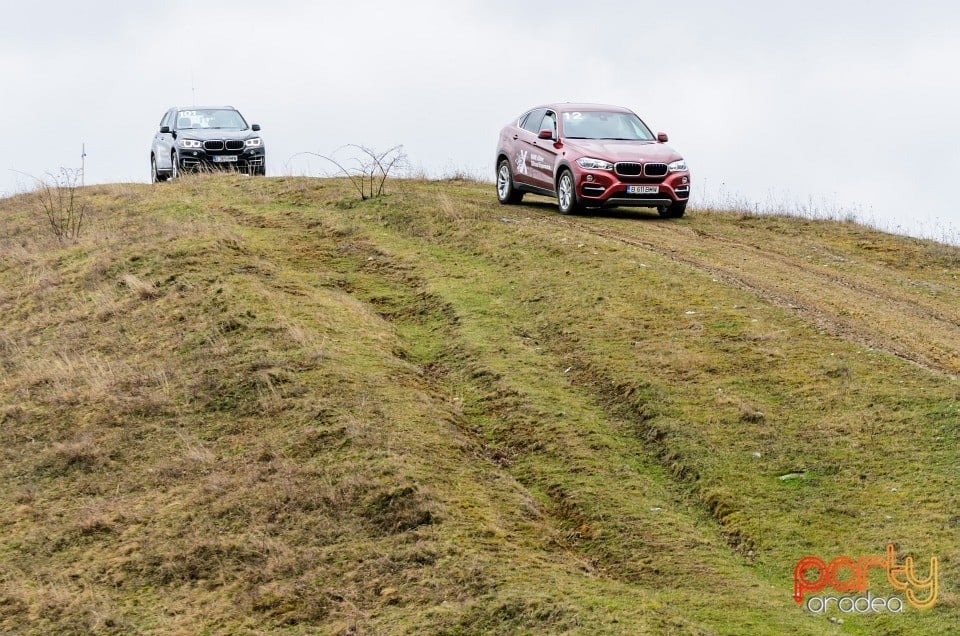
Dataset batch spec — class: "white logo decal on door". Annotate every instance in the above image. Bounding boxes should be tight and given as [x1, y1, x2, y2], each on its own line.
[516, 150, 529, 175]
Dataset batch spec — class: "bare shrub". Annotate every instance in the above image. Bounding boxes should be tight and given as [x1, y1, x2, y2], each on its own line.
[29, 168, 89, 243]
[292, 145, 408, 200]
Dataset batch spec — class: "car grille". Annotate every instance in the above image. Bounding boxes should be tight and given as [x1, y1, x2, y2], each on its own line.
[203, 140, 245, 151]
[614, 162, 669, 178]
[644, 163, 668, 177]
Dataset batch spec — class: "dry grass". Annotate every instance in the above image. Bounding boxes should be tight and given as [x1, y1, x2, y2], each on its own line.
[119, 273, 159, 299]
[1, 176, 957, 634]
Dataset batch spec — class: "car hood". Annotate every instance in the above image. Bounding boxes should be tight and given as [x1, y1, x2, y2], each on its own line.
[563, 139, 682, 163]
[177, 128, 258, 140]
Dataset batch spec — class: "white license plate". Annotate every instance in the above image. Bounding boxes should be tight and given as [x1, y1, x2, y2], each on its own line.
[212, 155, 238, 163]
[626, 185, 659, 194]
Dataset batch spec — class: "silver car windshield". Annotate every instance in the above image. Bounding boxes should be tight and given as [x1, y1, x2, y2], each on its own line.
[176, 109, 248, 130]
[561, 111, 654, 141]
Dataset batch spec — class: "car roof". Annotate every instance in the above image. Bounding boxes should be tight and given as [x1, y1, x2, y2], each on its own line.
[175, 106, 237, 111]
[531, 103, 634, 114]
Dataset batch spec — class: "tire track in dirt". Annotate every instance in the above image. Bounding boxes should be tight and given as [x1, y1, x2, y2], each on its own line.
[226, 202, 797, 614]
[539, 213, 960, 378]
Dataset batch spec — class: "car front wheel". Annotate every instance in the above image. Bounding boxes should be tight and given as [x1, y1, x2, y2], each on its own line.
[658, 201, 687, 218]
[170, 152, 179, 180]
[556, 170, 582, 215]
[151, 155, 167, 183]
[496, 159, 523, 204]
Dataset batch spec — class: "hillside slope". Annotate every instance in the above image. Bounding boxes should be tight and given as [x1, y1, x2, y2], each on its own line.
[0, 176, 957, 635]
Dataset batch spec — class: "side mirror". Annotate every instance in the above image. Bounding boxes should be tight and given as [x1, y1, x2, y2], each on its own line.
[538, 129, 554, 140]
[252, 124, 261, 131]
[160, 126, 171, 134]
[657, 132, 669, 143]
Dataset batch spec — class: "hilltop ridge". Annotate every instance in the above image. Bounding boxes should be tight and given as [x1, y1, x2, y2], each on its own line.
[1, 176, 957, 634]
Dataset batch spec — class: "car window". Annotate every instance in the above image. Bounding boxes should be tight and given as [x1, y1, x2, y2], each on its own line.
[539, 112, 557, 138]
[520, 108, 547, 134]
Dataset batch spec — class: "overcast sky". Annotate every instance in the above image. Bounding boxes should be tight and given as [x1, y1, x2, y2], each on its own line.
[3, 1, 959, 243]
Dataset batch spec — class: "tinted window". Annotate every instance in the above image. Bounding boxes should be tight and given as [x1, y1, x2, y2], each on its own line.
[539, 111, 557, 138]
[520, 108, 547, 133]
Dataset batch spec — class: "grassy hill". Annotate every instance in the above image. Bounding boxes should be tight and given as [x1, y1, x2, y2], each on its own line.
[0, 175, 957, 635]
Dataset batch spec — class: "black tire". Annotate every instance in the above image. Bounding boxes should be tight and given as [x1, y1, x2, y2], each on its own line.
[556, 169, 582, 215]
[170, 152, 179, 180]
[658, 201, 687, 218]
[496, 159, 523, 204]
[151, 155, 168, 183]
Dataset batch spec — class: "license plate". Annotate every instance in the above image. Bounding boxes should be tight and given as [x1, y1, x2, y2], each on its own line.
[212, 155, 238, 163]
[626, 185, 659, 194]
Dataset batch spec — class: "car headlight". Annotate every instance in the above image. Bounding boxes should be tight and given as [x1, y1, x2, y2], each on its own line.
[245, 137, 263, 148]
[576, 157, 614, 170]
[178, 139, 202, 149]
[668, 159, 688, 172]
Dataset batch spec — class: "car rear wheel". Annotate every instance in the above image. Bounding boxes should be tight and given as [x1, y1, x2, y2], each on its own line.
[496, 159, 523, 204]
[658, 201, 687, 218]
[557, 170, 582, 215]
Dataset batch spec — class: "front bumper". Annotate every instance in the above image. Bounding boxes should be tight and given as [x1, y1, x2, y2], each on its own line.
[176, 147, 266, 174]
[575, 169, 690, 208]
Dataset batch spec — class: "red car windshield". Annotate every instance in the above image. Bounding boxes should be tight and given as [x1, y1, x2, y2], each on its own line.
[561, 111, 655, 141]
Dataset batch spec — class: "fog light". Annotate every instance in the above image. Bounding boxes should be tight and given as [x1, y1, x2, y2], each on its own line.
[682, 176, 688, 184]
[585, 174, 594, 182]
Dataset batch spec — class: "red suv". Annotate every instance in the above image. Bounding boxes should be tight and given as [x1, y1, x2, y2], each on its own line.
[495, 103, 690, 217]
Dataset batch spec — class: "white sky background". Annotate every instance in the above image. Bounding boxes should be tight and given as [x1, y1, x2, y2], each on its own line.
[2, 1, 959, 242]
